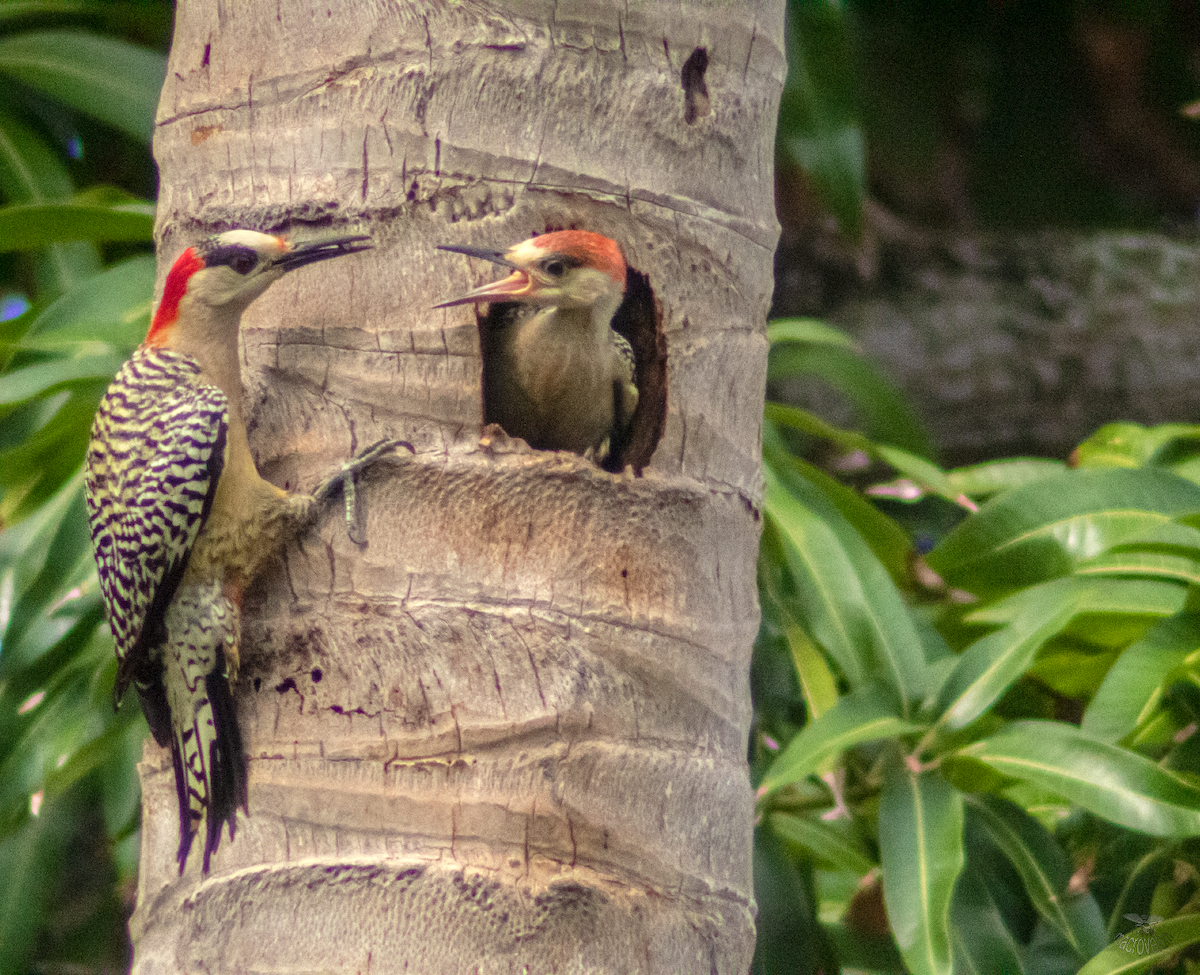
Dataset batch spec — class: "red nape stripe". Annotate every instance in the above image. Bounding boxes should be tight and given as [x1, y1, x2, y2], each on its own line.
[145, 247, 204, 347]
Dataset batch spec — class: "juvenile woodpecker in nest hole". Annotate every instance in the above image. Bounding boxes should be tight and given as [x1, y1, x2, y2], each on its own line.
[435, 231, 637, 467]
[86, 229, 408, 873]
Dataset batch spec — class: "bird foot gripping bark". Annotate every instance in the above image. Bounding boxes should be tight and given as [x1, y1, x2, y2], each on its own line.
[313, 438, 414, 543]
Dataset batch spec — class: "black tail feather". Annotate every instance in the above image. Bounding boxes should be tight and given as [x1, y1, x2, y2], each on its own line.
[170, 645, 247, 875]
[201, 648, 248, 874]
[131, 655, 173, 748]
[171, 738, 195, 873]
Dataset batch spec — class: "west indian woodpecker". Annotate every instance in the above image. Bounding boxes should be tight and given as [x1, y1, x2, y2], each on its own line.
[435, 230, 638, 468]
[85, 229, 409, 873]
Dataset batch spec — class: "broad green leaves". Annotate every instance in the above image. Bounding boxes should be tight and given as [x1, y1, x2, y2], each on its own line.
[964, 795, 1107, 958]
[0, 7, 162, 972]
[960, 722, 1200, 838]
[935, 577, 1187, 733]
[0, 194, 155, 251]
[764, 462, 928, 708]
[927, 467, 1200, 597]
[758, 317, 1200, 975]
[0, 31, 165, 143]
[1077, 913, 1200, 975]
[761, 683, 920, 796]
[879, 765, 963, 975]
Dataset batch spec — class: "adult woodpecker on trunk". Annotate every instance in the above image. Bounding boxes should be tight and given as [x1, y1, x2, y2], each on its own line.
[86, 229, 406, 874]
[435, 231, 637, 467]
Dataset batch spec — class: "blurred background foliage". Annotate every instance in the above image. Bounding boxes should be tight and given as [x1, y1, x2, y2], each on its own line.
[755, 3, 1200, 974]
[0, 2, 168, 972]
[4, 1, 1200, 974]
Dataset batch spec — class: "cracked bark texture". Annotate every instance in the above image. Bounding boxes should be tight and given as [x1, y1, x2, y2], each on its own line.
[132, 2, 782, 973]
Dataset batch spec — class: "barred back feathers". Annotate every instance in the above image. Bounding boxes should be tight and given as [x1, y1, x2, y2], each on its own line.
[86, 345, 240, 870]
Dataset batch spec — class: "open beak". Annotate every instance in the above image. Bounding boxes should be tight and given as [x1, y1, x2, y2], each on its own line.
[434, 244, 533, 308]
[274, 235, 372, 273]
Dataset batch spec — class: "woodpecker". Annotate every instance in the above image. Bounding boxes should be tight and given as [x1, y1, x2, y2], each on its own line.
[86, 229, 407, 874]
[435, 231, 637, 467]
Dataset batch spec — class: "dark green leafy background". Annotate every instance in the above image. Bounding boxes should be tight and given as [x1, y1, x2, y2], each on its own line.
[0, 3, 163, 971]
[756, 318, 1200, 972]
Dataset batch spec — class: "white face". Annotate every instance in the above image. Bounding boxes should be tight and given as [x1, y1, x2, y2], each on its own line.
[508, 240, 623, 310]
[192, 231, 289, 308]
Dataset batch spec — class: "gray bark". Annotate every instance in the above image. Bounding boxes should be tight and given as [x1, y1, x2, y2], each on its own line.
[132, 2, 782, 973]
[776, 203, 1200, 464]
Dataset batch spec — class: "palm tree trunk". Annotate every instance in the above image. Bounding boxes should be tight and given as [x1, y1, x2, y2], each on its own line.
[133, 3, 783, 972]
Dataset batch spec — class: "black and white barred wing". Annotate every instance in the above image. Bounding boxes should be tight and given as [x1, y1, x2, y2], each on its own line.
[85, 347, 228, 726]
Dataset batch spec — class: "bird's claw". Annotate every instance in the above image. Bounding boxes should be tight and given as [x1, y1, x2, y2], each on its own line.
[313, 438, 414, 542]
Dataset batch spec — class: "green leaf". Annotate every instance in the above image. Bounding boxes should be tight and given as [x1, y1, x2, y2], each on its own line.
[824, 922, 908, 973]
[1027, 645, 1119, 698]
[1107, 519, 1200, 551]
[1075, 549, 1200, 585]
[1073, 422, 1200, 470]
[753, 823, 839, 975]
[927, 468, 1200, 598]
[874, 443, 974, 509]
[768, 811, 875, 876]
[1077, 912, 1200, 975]
[18, 253, 154, 345]
[0, 353, 123, 408]
[0, 599, 103, 727]
[960, 721, 1200, 837]
[965, 794, 1107, 959]
[0, 31, 165, 143]
[0, 104, 71, 202]
[764, 464, 927, 706]
[950, 865, 1028, 975]
[777, 2, 863, 236]
[0, 398, 93, 523]
[934, 578, 1081, 732]
[767, 343, 932, 457]
[41, 707, 139, 803]
[0, 481, 91, 657]
[0, 2, 103, 25]
[1105, 843, 1176, 943]
[1082, 613, 1200, 743]
[757, 525, 840, 732]
[760, 498, 865, 689]
[879, 763, 964, 975]
[0, 796, 61, 972]
[760, 682, 922, 797]
[946, 458, 1066, 499]
[784, 622, 839, 723]
[0, 197, 154, 251]
[764, 438, 913, 586]
[767, 317, 859, 351]
[965, 577, 1186, 628]
[765, 407, 967, 510]
[0, 105, 99, 293]
[936, 577, 1186, 732]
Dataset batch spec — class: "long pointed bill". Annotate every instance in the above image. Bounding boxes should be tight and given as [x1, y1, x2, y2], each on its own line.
[275, 235, 372, 272]
[434, 244, 532, 308]
[437, 244, 521, 270]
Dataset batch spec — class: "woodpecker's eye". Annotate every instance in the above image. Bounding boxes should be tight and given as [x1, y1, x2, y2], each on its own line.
[543, 259, 566, 278]
[206, 244, 259, 276]
[230, 252, 256, 275]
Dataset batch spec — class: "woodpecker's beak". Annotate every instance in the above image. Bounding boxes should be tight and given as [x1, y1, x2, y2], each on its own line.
[274, 235, 372, 273]
[433, 244, 533, 308]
